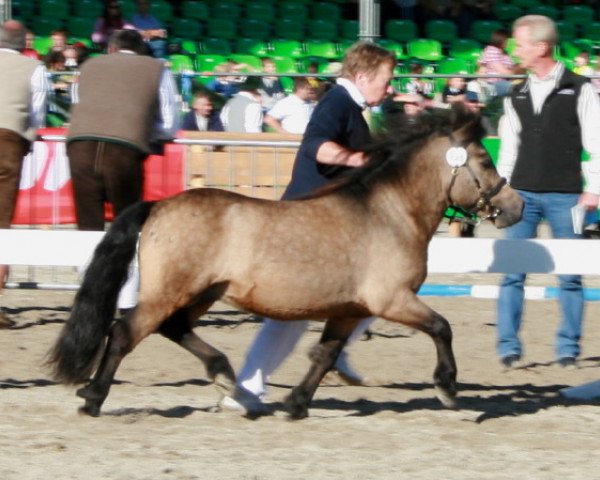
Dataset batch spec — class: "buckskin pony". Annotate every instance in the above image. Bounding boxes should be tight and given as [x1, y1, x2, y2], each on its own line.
[48, 107, 523, 419]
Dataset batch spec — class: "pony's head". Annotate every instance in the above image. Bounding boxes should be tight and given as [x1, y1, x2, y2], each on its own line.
[438, 105, 523, 228]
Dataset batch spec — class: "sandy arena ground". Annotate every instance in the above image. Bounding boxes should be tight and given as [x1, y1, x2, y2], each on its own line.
[1, 223, 600, 479]
[1, 277, 600, 480]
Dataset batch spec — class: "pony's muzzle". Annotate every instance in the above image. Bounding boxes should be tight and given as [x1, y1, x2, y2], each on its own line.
[490, 185, 524, 228]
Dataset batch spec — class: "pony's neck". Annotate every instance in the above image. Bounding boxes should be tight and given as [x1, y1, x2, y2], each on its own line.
[369, 138, 449, 241]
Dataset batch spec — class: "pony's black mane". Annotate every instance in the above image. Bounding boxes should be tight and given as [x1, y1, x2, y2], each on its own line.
[307, 105, 486, 200]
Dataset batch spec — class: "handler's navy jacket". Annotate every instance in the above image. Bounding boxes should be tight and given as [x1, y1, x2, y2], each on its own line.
[282, 85, 370, 200]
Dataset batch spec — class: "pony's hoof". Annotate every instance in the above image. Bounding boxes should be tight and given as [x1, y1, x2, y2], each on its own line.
[284, 396, 309, 420]
[435, 385, 458, 409]
[78, 402, 101, 417]
[213, 373, 236, 397]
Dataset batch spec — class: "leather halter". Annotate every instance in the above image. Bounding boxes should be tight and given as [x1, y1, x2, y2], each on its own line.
[446, 136, 507, 223]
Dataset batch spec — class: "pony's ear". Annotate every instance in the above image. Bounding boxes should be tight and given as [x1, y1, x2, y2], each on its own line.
[450, 103, 485, 144]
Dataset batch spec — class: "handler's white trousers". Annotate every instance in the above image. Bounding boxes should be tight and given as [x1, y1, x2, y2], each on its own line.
[237, 316, 375, 399]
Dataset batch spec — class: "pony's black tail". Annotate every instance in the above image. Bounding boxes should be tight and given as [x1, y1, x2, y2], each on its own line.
[47, 201, 155, 384]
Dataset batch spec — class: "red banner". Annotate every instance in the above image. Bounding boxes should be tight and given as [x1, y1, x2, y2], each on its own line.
[13, 128, 186, 225]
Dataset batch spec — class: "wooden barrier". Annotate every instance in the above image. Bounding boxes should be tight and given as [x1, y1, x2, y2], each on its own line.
[180, 131, 301, 200]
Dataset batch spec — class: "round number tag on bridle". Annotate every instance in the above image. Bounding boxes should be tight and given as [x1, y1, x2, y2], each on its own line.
[445, 147, 468, 168]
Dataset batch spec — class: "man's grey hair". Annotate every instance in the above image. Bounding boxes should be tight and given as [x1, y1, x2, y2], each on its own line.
[0, 20, 26, 51]
[513, 15, 558, 48]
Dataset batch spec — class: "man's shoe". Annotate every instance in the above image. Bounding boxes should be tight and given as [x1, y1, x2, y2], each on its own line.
[557, 356, 577, 370]
[332, 351, 373, 386]
[500, 354, 521, 370]
[218, 387, 267, 417]
[0, 311, 15, 329]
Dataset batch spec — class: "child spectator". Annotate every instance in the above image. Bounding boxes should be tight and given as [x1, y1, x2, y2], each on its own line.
[478, 29, 516, 97]
[258, 57, 286, 111]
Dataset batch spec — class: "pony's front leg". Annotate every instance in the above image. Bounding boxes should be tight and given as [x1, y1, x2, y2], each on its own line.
[286, 317, 361, 420]
[384, 295, 457, 408]
[77, 319, 133, 416]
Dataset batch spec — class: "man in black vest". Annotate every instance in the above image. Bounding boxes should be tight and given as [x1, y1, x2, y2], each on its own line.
[496, 15, 600, 370]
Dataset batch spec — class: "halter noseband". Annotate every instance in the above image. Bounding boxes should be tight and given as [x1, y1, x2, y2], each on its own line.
[445, 135, 507, 223]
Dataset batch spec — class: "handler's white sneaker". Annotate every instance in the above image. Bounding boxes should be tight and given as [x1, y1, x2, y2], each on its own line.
[218, 387, 267, 416]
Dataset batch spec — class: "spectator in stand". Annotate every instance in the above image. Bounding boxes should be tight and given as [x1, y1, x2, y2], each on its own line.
[92, 1, 134, 52]
[0, 20, 49, 327]
[219, 76, 263, 133]
[573, 52, 594, 76]
[67, 29, 179, 233]
[263, 77, 316, 134]
[42, 29, 67, 65]
[258, 57, 286, 111]
[181, 92, 224, 132]
[128, 0, 167, 58]
[205, 60, 252, 100]
[478, 29, 516, 97]
[441, 76, 467, 104]
[403, 63, 435, 99]
[22, 30, 40, 60]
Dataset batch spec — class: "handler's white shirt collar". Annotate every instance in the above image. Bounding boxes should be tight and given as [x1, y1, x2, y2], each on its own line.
[337, 77, 367, 109]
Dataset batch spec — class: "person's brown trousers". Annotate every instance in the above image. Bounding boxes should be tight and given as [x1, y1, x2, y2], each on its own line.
[67, 140, 146, 231]
[0, 129, 31, 228]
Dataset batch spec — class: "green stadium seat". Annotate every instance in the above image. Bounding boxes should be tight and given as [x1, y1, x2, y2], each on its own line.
[384, 19, 418, 44]
[583, 22, 600, 45]
[556, 21, 577, 43]
[31, 17, 65, 36]
[376, 38, 408, 61]
[300, 56, 332, 74]
[304, 40, 339, 60]
[246, 3, 276, 23]
[448, 38, 482, 63]
[67, 17, 96, 39]
[278, 2, 309, 22]
[228, 54, 263, 72]
[340, 20, 359, 41]
[271, 55, 299, 74]
[530, 5, 559, 21]
[510, 0, 540, 8]
[238, 19, 272, 41]
[39, 0, 71, 21]
[563, 5, 596, 28]
[32, 36, 54, 56]
[206, 18, 238, 40]
[12, 0, 35, 21]
[195, 53, 227, 73]
[180, 40, 200, 56]
[274, 18, 305, 41]
[235, 38, 269, 56]
[436, 58, 473, 75]
[211, 1, 242, 20]
[168, 54, 195, 74]
[337, 39, 356, 56]
[170, 18, 202, 41]
[271, 39, 304, 58]
[407, 38, 444, 63]
[493, 4, 522, 24]
[306, 19, 338, 41]
[181, 1, 209, 22]
[425, 20, 458, 45]
[149, 0, 174, 24]
[202, 38, 232, 55]
[73, 0, 104, 19]
[311, 2, 341, 23]
[469, 20, 503, 44]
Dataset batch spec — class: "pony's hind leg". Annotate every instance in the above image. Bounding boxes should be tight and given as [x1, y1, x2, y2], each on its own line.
[76, 318, 133, 416]
[158, 305, 236, 397]
[286, 317, 361, 420]
[384, 295, 457, 408]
